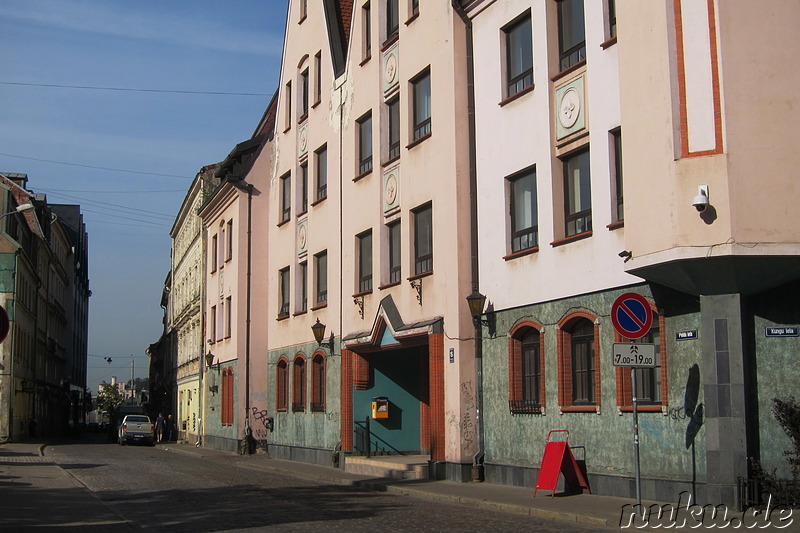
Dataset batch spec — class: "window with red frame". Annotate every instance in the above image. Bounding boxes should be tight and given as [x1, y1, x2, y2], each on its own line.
[221, 367, 234, 425]
[508, 323, 544, 414]
[311, 353, 326, 412]
[276, 359, 288, 411]
[292, 356, 306, 412]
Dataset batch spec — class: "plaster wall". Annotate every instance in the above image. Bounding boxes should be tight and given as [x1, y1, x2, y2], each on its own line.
[470, 0, 637, 315]
[340, 1, 477, 466]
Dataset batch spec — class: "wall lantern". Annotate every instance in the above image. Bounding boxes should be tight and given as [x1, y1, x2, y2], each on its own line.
[205, 351, 219, 370]
[311, 318, 335, 351]
[466, 290, 487, 323]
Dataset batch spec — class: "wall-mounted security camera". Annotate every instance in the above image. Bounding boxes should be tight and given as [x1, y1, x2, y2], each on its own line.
[692, 186, 709, 212]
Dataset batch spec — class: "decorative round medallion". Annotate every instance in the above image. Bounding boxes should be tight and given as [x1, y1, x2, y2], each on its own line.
[299, 127, 308, 152]
[298, 223, 307, 249]
[384, 54, 398, 85]
[559, 88, 581, 129]
[384, 173, 398, 205]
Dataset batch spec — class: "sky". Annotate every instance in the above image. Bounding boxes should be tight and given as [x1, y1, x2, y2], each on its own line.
[0, 0, 288, 392]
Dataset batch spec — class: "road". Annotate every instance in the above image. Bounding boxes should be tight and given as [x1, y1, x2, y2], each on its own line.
[39, 434, 607, 532]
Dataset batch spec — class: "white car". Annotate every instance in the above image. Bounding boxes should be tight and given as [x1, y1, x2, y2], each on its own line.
[118, 414, 155, 446]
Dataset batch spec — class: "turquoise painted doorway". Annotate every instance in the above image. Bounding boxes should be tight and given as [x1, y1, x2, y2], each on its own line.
[353, 347, 422, 454]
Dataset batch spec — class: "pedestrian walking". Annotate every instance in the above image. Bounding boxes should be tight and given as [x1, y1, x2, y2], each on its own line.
[166, 414, 174, 442]
[155, 413, 165, 443]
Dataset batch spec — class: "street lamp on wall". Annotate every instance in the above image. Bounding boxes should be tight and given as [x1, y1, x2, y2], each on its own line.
[466, 290, 488, 325]
[0, 203, 34, 220]
[311, 318, 335, 351]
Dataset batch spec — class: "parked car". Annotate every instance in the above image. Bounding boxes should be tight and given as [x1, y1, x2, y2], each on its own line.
[118, 414, 155, 446]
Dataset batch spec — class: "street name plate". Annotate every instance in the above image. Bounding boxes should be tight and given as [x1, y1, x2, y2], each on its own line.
[765, 326, 799, 337]
[612, 343, 657, 367]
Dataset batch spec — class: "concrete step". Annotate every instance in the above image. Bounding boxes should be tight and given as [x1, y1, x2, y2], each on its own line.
[344, 455, 429, 480]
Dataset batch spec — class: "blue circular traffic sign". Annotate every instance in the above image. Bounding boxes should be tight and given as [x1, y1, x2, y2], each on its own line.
[611, 293, 653, 339]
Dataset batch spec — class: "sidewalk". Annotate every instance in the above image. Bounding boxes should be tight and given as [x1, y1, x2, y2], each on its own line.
[159, 441, 640, 530]
[0, 441, 139, 531]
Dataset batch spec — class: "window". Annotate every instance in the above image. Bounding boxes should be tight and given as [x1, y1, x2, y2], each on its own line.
[607, 0, 617, 39]
[299, 163, 308, 214]
[410, 0, 419, 17]
[280, 173, 291, 223]
[509, 323, 544, 413]
[225, 296, 232, 337]
[363, 2, 372, 59]
[293, 355, 306, 412]
[358, 112, 373, 175]
[563, 148, 592, 237]
[611, 129, 623, 222]
[314, 51, 322, 105]
[571, 319, 595, 404]
[222, 368, 234, 425]
[210, 305, 217, 342]
[316, 145, 328, 201]
[284, 80, 292, 130]
[508, 168, 538, 252]
[387, 98, 400, 160]
[279, 267, 290, 317]
[413, 203, 432, 274]
[311, 353, 326, 411]
[617, 311, 664, 408]
[211, 234, 218, 271]
[276, 358, 288, 411]
[298, 261, 308, 313]
[505, 13, 533, 97]
[220, 223, 226, 266]
[557, 0, 586, 71]
[299, 68, 309, 118]
[315, 251, 328, 305]
[300, 0, 307, 21]
[386, 0, 399, 41]
[358, 230, 373, 293]
[219, 299, 224, 340]
[412, 70, 431, 140]
[388, 220, 401, 284]
[226, 220, 233, 260]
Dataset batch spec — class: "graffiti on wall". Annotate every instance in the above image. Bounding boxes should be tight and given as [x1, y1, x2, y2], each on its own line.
[251, 407, 271, 439]
[461, 380, 476, 455]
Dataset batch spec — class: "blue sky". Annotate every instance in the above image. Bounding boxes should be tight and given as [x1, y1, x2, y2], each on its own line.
[0, 1, 288, 391]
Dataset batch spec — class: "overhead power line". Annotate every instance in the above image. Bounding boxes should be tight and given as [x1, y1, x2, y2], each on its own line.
[0, 80, 269, 97]
[0, 152, 192, 179]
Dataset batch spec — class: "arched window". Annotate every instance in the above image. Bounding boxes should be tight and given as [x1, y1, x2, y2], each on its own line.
[276, 358, 289, 411]
[311, 352, 326, 412]
[616, 308, 667, 411]
[508, 321, 544, 414]
[221, 367, 234, 426]
[292, 355, 306, 412]
[557, 312, 600, 410]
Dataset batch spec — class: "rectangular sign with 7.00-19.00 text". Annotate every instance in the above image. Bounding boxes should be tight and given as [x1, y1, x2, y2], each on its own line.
[612, 343, 657, 367]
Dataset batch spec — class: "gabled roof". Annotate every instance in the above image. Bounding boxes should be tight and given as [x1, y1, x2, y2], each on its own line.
[323, 0, 354, 77]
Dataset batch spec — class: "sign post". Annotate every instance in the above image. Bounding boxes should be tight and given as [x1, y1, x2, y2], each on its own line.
[610, 293, 654, 507]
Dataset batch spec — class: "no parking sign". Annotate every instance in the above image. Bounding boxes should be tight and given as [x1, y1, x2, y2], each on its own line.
[610, 293, 652, 339]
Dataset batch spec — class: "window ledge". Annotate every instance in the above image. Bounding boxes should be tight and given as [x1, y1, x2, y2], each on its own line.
[277, 218, 290, 228]
[499, 84, 535, 107]
[298, 112, 308, 124]
[619, 405, 663, 413]
[360, 55, 372, 67]
[560, 405, 598, 413]
[296, 209, 308, 218]
[283, 125, 291, 134]
[298, 14, 307, 24]
[276, 314, 290, 322]
[312, 100, 320, 109]
[405, 12, 419, 26]
[225, 257, 232, 264]
[600, 36, 618, 50]
[606, 220, 624, 231]
[550, 59, 587, 83]
[353, 169, 372, 182]
[311, 302, 328, 311]
[293, 310, 308, 317]
[381, 34, 399, 52]
[381, 155, 400, 168]
[311, 196, 327, 207]
[406, 132, 432, 151]
[407, 270, 432, 282]
[550, 231, 592, 247]
[503, 246, 539, 261]
[379, 280, 402, 290]
[352, 289, 373, 298]
[276, 408, 288, 413]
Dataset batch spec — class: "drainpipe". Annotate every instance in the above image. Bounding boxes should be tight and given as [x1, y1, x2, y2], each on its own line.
[245, 182, 253, 453]
[452, 1, 484, 481]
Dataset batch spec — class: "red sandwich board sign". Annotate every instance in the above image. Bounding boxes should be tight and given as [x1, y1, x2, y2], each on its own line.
[534, 430, 591, 497]
[0, 305, 8, 344]
[611, 292, 653, 339]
